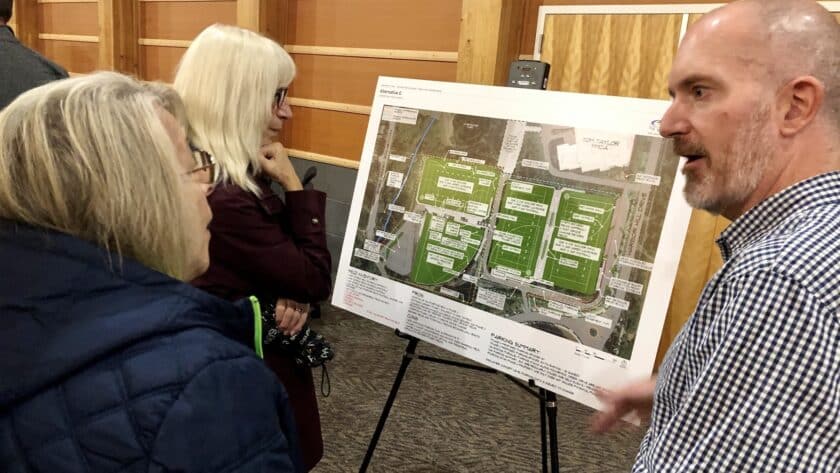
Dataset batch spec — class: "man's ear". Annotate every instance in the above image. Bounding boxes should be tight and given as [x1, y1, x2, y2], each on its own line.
[778, 76, 824, 137]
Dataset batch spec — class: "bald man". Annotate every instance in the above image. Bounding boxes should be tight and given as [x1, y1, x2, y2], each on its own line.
[592, 1, 840, 471]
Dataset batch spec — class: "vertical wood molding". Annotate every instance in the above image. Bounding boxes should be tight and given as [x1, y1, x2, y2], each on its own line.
[11, 0, 38, 49]
[497, 0, 527, 84]
[263, 0, 290, 44]
[236, 0, 262, 32]
[99, 0, 139, 74]
[456, 0, 525, 85]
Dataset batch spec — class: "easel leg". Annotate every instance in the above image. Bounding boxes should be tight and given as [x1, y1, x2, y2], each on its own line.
[539, 388, 548, 473]
[359, 337, 419, 473]
[545, 391, 559, 473]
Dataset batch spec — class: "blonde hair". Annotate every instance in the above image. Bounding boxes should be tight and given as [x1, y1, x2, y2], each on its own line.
[173, 24, 296, 194]
[0, 72, 195, 280]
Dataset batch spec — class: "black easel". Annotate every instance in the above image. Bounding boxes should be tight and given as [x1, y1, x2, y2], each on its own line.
[359, 330, 560, 473]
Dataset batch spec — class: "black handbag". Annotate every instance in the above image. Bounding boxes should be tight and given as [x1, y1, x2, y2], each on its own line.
[259, 301, 335, 368]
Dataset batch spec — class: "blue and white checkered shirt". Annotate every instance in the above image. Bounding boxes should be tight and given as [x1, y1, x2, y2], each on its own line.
[633, 172, 840, 472]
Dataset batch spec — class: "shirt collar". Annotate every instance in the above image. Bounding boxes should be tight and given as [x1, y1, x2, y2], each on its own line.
[717, 171, 840, 260]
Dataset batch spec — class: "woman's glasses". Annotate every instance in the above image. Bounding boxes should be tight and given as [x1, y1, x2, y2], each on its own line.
[186, 143, 218, 186]
[274, 87, 288, 109]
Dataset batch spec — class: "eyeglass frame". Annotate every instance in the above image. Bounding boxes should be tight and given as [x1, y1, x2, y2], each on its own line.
[273, 87, 288, 109]
[186, 143, 219, 185]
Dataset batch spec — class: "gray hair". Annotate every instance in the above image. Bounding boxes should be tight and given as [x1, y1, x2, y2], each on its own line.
[0, 72, 195, 279]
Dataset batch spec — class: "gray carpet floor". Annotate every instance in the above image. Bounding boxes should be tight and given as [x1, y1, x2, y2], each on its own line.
[309, 305, 646, 473]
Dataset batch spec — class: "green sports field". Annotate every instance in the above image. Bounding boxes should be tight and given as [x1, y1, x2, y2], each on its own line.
[543, 190, 616, 295]
[415, 157, 499, 218]
[487, 180, 554, 278]
[410, 213, 485, 286]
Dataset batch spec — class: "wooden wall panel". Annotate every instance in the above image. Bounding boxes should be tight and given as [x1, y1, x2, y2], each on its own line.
[99, 0, 140, 74]
[39, 41, 99, 73]
[524, 3, 839, 57]
[263, 0, 290, 43]
[283, 0, 465, 164]
[457, 0, 525, 85]
[139, 45, 185, 82]
[236, 0, 261, 31]
[12, 0, 38, 48]
[281, 108, 368, 162]
[140, 1, 236, 40]
[520, 0, 727, 56]
[139, 1, 236, 81]
[542, 14, 682, 99]
[520, 0, 544, 57]
[290, 55, 457, 105]
[287, 0, 462, 51]
[38, 3, 99, 36]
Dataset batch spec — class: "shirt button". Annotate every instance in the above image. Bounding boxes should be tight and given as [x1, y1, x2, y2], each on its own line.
[311, 218, 320, 225]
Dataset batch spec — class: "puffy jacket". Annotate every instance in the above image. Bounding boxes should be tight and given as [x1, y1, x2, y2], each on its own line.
[0, 220, 303, 472]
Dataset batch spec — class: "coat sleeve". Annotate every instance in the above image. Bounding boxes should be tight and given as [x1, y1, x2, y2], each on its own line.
[148, 355, 303, 473]
[208, 186, 333, 302]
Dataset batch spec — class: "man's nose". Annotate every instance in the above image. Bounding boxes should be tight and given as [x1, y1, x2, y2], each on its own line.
[659, 100, 689, 138]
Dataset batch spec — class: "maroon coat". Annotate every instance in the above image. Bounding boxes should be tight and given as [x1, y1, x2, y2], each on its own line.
[193, 176, 331, 471]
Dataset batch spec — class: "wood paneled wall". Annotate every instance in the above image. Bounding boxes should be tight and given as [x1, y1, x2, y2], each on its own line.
[541, 13, 682, 99]
[26, 0, 100, 74]
[279, 0, 463, 167]
[520, 0, 725, 58]
[138, 0, 236, 82]
[13, 0, 462, 169]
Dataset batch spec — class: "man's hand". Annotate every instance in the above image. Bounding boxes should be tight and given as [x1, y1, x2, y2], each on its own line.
[260, 142, 303, 191]
[590, 377, 656, 433]
[274, 298, 309, 336]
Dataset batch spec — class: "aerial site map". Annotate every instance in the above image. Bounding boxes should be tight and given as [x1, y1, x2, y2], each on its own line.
[334, 78, 691, 407]
[351, 104, 678, 359]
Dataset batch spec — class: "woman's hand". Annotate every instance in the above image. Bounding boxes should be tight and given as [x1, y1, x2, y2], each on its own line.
[274, 297, 309, 336]
[260, 142, 303, 191]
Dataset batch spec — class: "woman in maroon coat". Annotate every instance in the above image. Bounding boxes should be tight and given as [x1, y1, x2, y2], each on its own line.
[173, 25, 331, 470]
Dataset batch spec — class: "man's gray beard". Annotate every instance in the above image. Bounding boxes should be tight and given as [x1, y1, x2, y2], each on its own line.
[683, 106, 774, 216]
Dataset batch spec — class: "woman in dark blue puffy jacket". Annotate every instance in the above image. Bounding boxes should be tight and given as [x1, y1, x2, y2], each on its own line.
[0, 72, 303, 472]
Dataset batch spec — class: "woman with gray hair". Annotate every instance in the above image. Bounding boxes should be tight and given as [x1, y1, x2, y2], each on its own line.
[0, 72, 303, 472]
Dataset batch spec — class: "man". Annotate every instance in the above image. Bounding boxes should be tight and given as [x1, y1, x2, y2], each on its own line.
[0, 0, 67, 109]
[592, 0, 840, 471]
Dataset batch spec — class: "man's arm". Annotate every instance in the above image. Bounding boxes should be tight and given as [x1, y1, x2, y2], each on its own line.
[638, 270, 839, 472]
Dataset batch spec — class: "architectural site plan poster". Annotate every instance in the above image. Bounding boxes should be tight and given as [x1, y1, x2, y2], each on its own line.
[332, 77, 691, 410]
